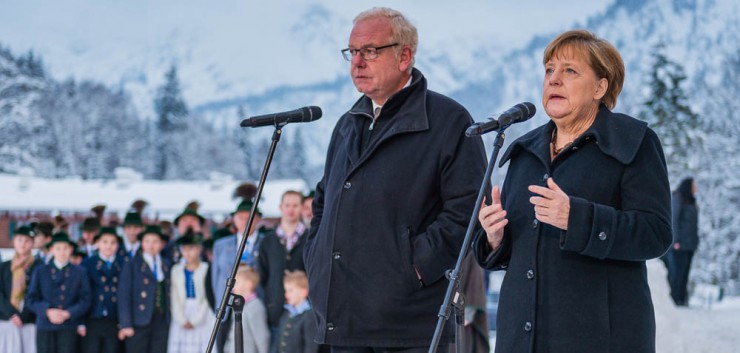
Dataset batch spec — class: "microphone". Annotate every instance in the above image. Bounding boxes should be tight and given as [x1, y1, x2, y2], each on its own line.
[240, 106, 322, 128]
[465, 102, 536, 137]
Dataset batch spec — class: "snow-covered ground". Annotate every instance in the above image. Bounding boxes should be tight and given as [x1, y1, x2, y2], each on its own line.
[486, 260, 740, 352]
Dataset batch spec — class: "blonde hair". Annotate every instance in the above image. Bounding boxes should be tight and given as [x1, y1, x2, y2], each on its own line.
[283, 270, 309, 290]
[354, 7, 418, 71]
[235, 265, 260, 287]
[543, 29, 625, 109]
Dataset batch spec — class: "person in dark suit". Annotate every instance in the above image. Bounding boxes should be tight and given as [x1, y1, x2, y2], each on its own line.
[668, 177, 699, 306]
[79, 227, 126, 353]
[304, 7, 487, 352]
[473, 30, 672, 352]
[0, 225, 44, 353]
[117, 225, 171, 353]
[27, 232, 92, 353]
[120, 212, 144, 259]
[78, 217, 101, 257]
[258, 191, 307, 337]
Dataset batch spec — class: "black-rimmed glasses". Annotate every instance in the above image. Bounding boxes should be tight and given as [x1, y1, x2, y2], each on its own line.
[341, 43, 399, 61]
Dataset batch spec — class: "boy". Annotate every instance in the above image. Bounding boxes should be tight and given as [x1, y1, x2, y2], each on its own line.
[118, 225, 171, 353]
[79, 227, 125, 353]
[227, 265, 269, 353]
[271, 270, 318, 353]
[26, 232, 92, 353]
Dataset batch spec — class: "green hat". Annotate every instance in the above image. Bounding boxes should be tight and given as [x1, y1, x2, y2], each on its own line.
[137, 225, 168, 242]
[93, 226, 120, 243]
[175, 230, 203, 246]
[305, 190, 315, 199]
[232, 199, 261, 216]
[14, 225, 36, 238]
[174, 208, 205, 226]
[123, 212, 143, 226]
[46, 231, 78, 249]
[81, 217, 101, 231]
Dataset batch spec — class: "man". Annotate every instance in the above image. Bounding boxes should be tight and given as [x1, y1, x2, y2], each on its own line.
[257, 190, 307, 334]
[301, 190, 315, 227]
[211, 198, 266, 353]
[303, 7, 486, 352]
[78, 217, 101, 257]
[121, 212, 144, 259]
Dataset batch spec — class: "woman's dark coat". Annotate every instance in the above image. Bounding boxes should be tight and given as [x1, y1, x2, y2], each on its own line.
[473, 105, 672, 353]
[0, 257, 43, 322]
[305, 69, 487, 347]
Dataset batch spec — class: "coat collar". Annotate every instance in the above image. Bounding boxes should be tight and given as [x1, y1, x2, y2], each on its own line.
[500, 104, 648, 167]
[341, 68, 429, 168]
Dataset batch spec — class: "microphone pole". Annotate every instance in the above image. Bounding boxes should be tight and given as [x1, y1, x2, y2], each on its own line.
[428, 125, 509, 353]
[206, 123, 286, 353]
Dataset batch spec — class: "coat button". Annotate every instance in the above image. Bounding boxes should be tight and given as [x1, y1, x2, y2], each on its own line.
[542, 173, 549, 182]
[598, 232, 607, 241]
[532, 219, 539, 229]
[526, 270, 534, 280]
[332, 252, 341, 260]
[343, 181, 352, 189]
[327, 323, 335, 331]
[524, 321, 532, 332]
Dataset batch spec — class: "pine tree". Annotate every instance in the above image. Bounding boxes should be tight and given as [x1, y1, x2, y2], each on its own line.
[236, 105, 259, 180]
[153, 65, 189, 179]
[290, 128, 309, 183]
[639, 43, 702, 183]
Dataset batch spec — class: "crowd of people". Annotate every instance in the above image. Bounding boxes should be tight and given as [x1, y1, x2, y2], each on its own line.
[0, 187, 318, 353]
[1, 5, 696, 353]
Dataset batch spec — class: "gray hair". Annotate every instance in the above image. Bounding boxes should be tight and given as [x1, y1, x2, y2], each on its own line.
[354, 7, 418, 71]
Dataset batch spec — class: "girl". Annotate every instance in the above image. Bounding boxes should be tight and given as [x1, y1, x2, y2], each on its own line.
[168, 230, 215, 353]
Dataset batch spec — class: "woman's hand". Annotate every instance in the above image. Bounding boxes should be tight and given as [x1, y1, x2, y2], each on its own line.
[479, 186, 508, 251]
[529, 178, 570, 230]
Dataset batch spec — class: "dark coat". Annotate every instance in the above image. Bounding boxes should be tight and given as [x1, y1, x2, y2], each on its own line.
[80, 253, 125, 320]
[473, 105, 673, 353]
[671, 195, 699, 251]
[117, 253, 171, 328]
[271, 308, 320, 353]
[304, 68, 487, 347]
[0, 256, 43, 322]
[26, 262, 92, 330]
[257, 229, 307, 328]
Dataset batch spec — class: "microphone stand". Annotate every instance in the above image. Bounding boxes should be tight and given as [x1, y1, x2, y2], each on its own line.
[206, 125, 285, 353]
[428, 126, 509, 353]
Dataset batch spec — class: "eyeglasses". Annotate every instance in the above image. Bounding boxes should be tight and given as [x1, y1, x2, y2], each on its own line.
[341, 43, 399, 61]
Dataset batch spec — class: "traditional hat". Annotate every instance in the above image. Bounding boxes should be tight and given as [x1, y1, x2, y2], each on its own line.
[175, 230, 204, 246]
[136, 225, 168, 242]
[46, 231, 78, 249]
[14, 225, 36, 238]
[81, 217, 101, 231]
[232, 199, 261, 216]
[174, 203, 205, 226]
[305, 190, 315, 199]
[123, 212, 143, 226]
[93, 226, 120, 243]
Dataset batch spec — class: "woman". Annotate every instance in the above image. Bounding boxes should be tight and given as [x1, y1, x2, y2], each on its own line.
[668, 177, 699, 306]
[167, 230, 215, 353]
[474, 30, 672, 352]
[0, 225, 43, 353]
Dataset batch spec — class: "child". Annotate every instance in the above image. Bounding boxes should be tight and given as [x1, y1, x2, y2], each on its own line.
[226, 265, 269, 353]
[271, 270, 318, 353]
[118, 225, 171, 353]
[167, 230, 215, 353]
[26, 232, 92, 353]
[79, 227, 125, 353]
[0, 225, 44, 353]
